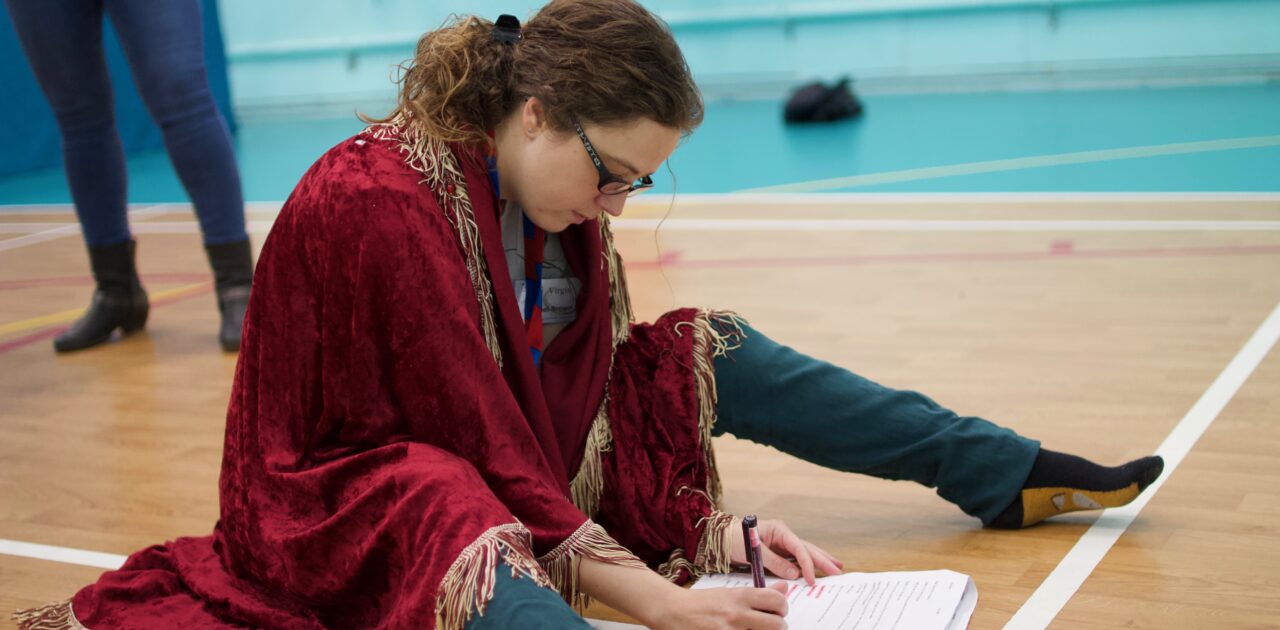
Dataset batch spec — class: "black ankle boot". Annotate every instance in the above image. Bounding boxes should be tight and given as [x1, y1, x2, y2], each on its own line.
[54, 239, 150, 353]
[205, 239, 254, 352]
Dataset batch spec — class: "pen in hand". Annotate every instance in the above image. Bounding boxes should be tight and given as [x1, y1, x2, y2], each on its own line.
[742, 514, 767, 588]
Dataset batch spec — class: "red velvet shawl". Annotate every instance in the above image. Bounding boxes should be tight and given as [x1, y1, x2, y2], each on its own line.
[15, 121, 739, 630]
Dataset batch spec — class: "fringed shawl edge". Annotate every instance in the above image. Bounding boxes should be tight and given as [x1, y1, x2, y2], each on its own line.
[12, 600, 85, 630]
[434, 523, 550, 630]
[536, 520, 648, 611]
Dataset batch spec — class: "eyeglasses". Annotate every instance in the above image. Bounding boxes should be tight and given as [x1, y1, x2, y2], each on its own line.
[569, 114, 654, 197]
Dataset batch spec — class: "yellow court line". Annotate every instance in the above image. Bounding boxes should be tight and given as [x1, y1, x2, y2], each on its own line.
[0, 281, 210, 338]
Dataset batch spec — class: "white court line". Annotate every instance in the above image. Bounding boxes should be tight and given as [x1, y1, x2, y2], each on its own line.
[0, 204, 184, 215]
[1004, 299, 1280, 630]
[741, 135, 1280, 193]
[0, 205, 171, 252]
[4, 193, 1280, 217]
[3, 219, 1279, 235]
[0, 538, 126, 570]
[609, 219, 1280, 232]
[631, 192, 1280, 205]
[0, 221, 277, 234]
[0, 223, 83, 252]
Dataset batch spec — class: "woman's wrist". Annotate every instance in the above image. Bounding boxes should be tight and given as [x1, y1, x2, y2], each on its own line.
[578, 557, 687, 627]
[631, 580, 692, 628]
[723, 515, 747, 566]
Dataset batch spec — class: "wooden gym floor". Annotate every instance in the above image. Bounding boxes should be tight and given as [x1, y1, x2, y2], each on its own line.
[1, 195, 1278, 629]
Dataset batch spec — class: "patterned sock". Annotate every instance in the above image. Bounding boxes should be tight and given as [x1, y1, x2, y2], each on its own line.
[987, 450, 1164, 529]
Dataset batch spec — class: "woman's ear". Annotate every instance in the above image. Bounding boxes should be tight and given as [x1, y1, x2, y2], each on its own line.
[521, 97, 548, 138]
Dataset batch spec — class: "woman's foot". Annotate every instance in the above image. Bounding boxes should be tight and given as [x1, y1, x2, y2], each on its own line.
[987, 450, 1164, 529]
[204, 239, 254, 352]
[54, 240, 149, 353]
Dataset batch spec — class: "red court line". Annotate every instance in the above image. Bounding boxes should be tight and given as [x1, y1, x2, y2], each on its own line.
[0, 273, 210, 291]
[7, 243, 1272, 352]
[0, 327, 64, 355]
[0, 284, 213, 356]
[8, 244, 1273, 291]
[625, 243, 1280, 271]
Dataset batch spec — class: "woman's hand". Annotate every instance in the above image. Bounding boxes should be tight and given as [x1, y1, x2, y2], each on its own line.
[725, 517, 844, 585]
[645, 582, 791, 630]
[578, 517, 842, 629]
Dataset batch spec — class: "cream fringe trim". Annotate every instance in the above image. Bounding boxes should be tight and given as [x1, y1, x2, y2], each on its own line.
[654, 508, 736, 583]
[675, 310, 749, 507]
[537, 520, 648, 611]
[569, 398, 613, 518]
[12, 600, 86, 630]
[693, 509, 736, 575]
[364, 117, 503, 366]
[599, 215, 633, 347]
[435, 523, 552, 630]
[655, 548, 698, 582]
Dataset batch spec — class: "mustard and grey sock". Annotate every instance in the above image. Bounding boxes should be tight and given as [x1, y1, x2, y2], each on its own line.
[987, 450, 1164, 529]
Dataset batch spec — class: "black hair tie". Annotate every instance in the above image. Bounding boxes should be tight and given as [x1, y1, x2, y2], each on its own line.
[492, 14, 522, 43]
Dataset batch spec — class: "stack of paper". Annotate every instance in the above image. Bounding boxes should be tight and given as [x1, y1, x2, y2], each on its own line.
[586, 569, 977, 630]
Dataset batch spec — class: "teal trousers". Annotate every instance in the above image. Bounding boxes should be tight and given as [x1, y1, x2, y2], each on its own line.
[463, 560, 591, 629]
[712, 320, 1039, 525]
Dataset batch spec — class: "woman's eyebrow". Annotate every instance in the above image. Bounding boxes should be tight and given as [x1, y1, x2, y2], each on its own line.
[599, 151, 649, 178]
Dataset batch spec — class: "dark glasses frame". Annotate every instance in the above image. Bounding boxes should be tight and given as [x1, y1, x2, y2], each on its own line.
[569, 113, 654, 197]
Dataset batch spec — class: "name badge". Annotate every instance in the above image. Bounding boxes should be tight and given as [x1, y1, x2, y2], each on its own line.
[513, 277, 582, 324]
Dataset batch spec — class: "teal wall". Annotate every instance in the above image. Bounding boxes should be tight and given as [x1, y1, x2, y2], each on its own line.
[217, 0, 1280, 118]
[218, 0, 536, 117]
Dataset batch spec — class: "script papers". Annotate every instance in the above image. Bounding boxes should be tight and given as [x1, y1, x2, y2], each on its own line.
[691, 570, 977, 630]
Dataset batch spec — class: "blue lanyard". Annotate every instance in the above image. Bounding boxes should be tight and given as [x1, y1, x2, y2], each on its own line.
[487, 157, 544, 365]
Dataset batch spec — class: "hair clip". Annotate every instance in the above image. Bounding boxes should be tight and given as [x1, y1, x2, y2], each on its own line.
[492, 14, 522, 43]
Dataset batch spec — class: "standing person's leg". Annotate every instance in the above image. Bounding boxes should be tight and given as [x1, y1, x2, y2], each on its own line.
[713, 320, 1162, 528]
[4, 0, 150, 352]
[106, 0, 252, 351]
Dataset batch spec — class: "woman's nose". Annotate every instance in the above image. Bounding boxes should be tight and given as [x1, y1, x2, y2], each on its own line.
[599, 192, 627, 218]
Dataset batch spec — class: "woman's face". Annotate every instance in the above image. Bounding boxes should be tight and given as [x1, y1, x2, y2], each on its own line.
[497, 98, 682, 233]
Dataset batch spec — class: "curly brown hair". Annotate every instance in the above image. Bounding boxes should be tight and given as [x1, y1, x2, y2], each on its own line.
[370, 0, 703, 149]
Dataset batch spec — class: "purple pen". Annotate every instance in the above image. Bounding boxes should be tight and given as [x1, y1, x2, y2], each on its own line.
[742, 514, 766, 588]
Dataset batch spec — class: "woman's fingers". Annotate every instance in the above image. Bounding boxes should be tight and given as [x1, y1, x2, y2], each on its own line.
[749, 584, 790, 616]
[748, 517, 846, 591]
[761, 544, 802, 581]
[683, 587, 789, 630]
[742, 610, 788, 630]
[788, 534, 818, 585]
[757, 522, 819, 586]
[765, 522, 817, 585]
[804, 541, 844, 575]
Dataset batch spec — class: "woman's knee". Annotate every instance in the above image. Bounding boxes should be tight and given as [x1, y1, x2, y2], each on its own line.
[134, 68, 218, 129]
[464, 558, 589, 630]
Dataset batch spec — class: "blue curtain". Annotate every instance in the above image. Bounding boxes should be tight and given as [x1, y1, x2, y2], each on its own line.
[0, 0, 236, 177]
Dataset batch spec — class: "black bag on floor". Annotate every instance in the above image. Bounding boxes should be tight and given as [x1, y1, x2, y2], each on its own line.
[784, 77, 864, 123]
